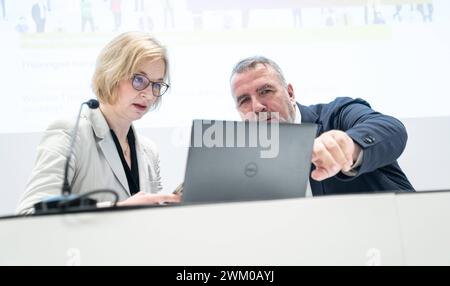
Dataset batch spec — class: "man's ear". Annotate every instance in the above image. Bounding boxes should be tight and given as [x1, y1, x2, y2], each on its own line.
[287, 83, 295, 102]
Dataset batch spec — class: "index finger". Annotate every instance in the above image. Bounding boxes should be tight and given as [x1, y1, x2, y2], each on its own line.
[331, 132, 354, 170]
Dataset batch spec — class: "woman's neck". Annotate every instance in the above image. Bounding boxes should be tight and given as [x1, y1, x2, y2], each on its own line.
[100, 104, 131, 142]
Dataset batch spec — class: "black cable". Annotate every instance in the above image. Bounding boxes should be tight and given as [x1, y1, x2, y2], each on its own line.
[57, 189, 120, 209]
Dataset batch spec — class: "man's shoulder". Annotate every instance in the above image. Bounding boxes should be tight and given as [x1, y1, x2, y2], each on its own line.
[299, 97, 372, 126]
[304, 97, 371, 116]
[308, 97, 370, 110]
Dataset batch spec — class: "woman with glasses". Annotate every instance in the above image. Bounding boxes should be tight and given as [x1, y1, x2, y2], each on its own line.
[17, 32, 180, 214]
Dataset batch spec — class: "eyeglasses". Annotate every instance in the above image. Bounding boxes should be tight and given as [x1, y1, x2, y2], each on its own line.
[131, 74, 169, 97]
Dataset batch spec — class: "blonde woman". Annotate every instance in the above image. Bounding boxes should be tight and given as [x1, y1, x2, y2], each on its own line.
[17, 32, 180, 214]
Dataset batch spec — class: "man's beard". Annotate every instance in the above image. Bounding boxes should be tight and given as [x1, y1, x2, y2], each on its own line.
[239, 98, 296, 123]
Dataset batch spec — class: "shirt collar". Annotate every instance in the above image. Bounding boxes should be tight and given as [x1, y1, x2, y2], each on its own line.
[294, 103, 302, 124]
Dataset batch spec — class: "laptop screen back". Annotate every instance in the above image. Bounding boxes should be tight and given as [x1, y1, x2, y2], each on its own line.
[182, 120, 317, 203]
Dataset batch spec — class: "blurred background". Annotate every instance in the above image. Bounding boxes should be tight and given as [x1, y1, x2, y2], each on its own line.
[0, 0, 449, 215]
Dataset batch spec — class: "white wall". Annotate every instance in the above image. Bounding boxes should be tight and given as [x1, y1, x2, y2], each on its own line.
[398, 116, 450, 191]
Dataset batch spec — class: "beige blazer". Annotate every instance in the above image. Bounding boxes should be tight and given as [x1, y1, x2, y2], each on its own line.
[16, 108, 162, 214]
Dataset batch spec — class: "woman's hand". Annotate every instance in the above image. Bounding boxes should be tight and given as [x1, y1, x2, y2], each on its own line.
[117, 192, 181, 207]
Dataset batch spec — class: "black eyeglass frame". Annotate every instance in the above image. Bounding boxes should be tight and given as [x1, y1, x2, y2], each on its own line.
[131, 73, 170, 97]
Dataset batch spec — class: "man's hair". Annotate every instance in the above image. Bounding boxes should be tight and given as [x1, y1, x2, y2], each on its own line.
[230, 56, 287, 87]
[92, 31, 169, 109]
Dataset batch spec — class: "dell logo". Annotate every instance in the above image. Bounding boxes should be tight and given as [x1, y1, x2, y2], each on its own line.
[244, 162, 258, 177]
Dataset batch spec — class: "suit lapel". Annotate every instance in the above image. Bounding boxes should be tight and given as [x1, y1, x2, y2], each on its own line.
[297, 102, 323, 136]
[87, 108, 130, 196]
[133, 129, 149, 194]
[98, 137, 130, 196]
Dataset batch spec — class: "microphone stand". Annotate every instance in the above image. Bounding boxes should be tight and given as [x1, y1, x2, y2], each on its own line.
[34, 99, 111, 214]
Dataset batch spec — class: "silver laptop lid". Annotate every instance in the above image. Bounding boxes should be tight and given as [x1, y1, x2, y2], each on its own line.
[182, 120, 317, 203]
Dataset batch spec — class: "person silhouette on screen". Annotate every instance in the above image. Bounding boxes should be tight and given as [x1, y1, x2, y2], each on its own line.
[31, 0, 47, 33]
[137, 0, 154, 32]
[393, 5, 402, 22]
[373, 11, 385, 25]
[15, 16, 29, 33]
[80, 0, 95, 32]
[17, 32, 181, 214]
[110, 0, 122, 32]
[292, 8, 302, 28]
[229, 56, 415, 196]
[417, 3, 434, 23]
[162, 0, 175, 29]
[426, 3, 434, 22]
[1, 0, 6, 20]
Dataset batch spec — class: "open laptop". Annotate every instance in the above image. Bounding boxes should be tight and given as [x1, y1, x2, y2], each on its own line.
[182, 120, 317, 204]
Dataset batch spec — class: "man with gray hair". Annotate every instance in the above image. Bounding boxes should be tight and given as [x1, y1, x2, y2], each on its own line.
[230, 56, 414, 195]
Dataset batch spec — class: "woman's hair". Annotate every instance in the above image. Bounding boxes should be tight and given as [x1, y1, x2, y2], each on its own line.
[92, 31, 169, 109]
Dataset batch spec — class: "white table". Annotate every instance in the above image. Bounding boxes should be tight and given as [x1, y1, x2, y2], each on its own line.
[0, 191, 449, 265]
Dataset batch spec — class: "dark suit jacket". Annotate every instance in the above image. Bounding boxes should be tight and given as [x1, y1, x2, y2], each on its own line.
[299, 97, 414, 195]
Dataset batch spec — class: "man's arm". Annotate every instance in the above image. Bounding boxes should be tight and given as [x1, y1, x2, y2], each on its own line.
[334, 101, 408, 179]
[310, 98, 408, 181]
